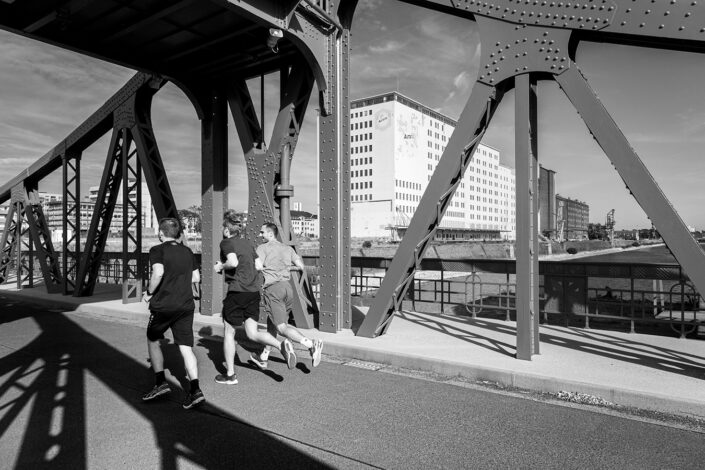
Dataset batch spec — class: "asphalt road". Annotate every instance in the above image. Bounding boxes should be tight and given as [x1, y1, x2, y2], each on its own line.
[1, 296, 705, 469]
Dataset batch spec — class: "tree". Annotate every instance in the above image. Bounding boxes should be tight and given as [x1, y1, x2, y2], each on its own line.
[178, 207, 201, 234]
[587, 223, 606, 240]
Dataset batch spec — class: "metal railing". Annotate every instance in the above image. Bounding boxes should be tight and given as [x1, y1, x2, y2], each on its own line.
[12, 252, 703, 338]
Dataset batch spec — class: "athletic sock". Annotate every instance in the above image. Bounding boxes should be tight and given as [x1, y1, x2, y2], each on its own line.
[260, 348, 270, 360]
[155, 371, 166, 386]
[190, 379, 200, 392]
[300, 338, 313, 349]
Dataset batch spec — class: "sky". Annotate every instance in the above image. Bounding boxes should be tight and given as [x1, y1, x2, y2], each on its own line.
[1, 2, 704, 230]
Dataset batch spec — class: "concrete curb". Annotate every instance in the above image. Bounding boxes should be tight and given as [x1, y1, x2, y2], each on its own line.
[3, 289, 704, 419]
[319, 342, 705, 418]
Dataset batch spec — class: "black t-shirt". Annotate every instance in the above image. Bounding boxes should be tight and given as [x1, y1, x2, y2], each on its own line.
[220, 237, 262, 292]
[149, 241, 197, 313]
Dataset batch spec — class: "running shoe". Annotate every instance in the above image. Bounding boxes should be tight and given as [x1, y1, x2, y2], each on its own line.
[214, 373, 238, 385]
[182, 389, 205, 410]
[280, 339, 297, 369]
[309, 339, 323, 368]
[249, 352, 268, 370]
[142, 382, 171, 401]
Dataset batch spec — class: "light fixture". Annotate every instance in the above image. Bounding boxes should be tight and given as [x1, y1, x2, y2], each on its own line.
[267, 28, 283, 53]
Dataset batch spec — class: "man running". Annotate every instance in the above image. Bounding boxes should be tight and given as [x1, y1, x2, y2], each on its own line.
[214, 210, 295, 385]
[142, 218, 204, 410]
[251, 222, 322, 370]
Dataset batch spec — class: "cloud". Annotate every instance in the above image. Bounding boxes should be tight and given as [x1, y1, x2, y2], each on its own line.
[368, 40, 404, 54]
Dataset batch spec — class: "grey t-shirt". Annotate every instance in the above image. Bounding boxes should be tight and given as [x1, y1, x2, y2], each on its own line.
[256, 240, 302, 286]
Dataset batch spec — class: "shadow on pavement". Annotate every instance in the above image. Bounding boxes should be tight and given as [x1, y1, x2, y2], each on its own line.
[399, 310, 705, 379]
[0, 301, 333, 469]
[196, 335, 284, 383]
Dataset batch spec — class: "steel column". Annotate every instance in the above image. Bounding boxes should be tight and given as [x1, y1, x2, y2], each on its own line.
[555, 66, 705, 300]
[514, 73, 540, 360]
[74, 129, 125, 297]
[200, 86, 228, 316]
[24, 186, 63, 293]
[0, 201, 18, 285]
[358, 82, 502, 337]
[229, 64, 318, 329]
[131, 87, 179, 221]
[121, 130, 143, 303]
[318, 26, 352, 332]
[62, 150, 81, 295]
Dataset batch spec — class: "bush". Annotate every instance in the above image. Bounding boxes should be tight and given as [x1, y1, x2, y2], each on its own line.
[362, 240, 372, 248]
[566, 247, 578, 254]
[631, 241, 640, 247]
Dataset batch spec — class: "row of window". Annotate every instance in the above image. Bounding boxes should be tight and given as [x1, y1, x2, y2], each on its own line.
[352, 110, 373, 119]
[353, 194, 372, 201]
[396, 192, 419, 202]
[352, 145, 372, 154]
[352, 157, 372, 166]
[353, 181, 372, 190]
[353, 121, 372, 130]
[426, 130, 448, 142]
[395, 179, 421, 190]
[352, 133, 371, 142]
[352, 169, 372, 178]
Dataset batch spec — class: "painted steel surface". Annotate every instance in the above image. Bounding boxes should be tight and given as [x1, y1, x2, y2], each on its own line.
[0, 1, 703, 350]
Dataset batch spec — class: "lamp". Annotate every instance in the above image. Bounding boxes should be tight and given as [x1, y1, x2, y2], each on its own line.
[267, 28, 283, 53]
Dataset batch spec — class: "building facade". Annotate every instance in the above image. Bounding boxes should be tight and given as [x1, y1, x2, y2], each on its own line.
[349, 92, 516, 240]
[556, 195, 589, 240]
[0, 204, 8, 233]
[89, 181, 157, 234]
[291, 214, 319, 238]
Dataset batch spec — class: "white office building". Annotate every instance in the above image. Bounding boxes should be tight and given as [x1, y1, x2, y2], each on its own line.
[350, 92, 516, 240]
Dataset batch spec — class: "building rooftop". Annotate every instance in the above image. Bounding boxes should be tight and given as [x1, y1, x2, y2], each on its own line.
[351, 91, 504, 156]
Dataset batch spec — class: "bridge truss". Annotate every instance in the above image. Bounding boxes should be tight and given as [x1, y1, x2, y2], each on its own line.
[0, 1, 704, 359]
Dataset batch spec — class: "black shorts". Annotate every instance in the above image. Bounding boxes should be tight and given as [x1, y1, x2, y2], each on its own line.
[222, 291, 261, 327]
[147, 309, 194, 347]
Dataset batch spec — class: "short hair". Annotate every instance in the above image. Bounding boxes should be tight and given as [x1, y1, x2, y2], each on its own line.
[262, 222, 278, 238]
[159, 218, 181, 238]
[223, 209, 242, 236]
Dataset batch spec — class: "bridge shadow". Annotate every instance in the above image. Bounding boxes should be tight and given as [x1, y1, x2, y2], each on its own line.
[0, 299, 333, 469]
[397, 310, 705, 380]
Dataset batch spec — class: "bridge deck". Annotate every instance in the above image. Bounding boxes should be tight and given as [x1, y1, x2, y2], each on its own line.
[0, 0, 300, 82]
[2, 283, 704, 419]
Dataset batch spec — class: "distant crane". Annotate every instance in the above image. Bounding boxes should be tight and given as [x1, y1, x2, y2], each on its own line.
[606, 209, 616, 247]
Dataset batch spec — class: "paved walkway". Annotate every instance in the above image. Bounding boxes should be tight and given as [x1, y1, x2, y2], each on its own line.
[2, 283, 704, 418]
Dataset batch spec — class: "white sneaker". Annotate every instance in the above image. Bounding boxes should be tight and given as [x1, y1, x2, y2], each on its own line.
[249, 352, 268, 370]
[309, 339, 323, 367]
[280, 339, 297, 369]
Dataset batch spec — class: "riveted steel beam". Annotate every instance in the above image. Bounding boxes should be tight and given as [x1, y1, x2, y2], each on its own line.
[555, 65, 705, 302]
[220, 0, 301, 29]
[121, 129, 143, 304]
[5, 185, 34, 290]
[0, 73, 160, 206]
[74, 129, 125, 297]
[130, 89, 179, 221]
[23, 186, 63, 294]
[229, 62, 317, 329]
[358, 82, 503, 338]
[62, 150, 81, 295]
[514, 73, 540, 360]
[0, 200, 19, 285]
[399, 1, 705, 52]
[200, 86, 229, 316]
[318, 21, 353, 332]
